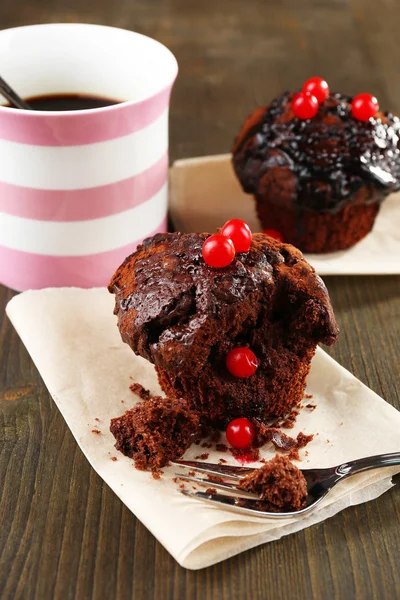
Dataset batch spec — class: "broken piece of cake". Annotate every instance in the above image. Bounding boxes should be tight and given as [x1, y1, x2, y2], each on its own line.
[237, 454, 308, 511]
[110, 396, 200, 470]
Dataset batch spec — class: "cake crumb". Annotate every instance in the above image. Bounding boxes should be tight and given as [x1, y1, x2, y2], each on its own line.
[195, 453, 209, 460]
[306, 404, 316, 410]
[206, 487, 217, 495]
[180, 484, 185, 489]
[110, 456, 118, 462]
[91, 429, 101, 435]
[207, 474, 224, 483]
[279, 409, 299, 429]
[129, 382, 152, 401]
[216, 443, 228, 453]
[152, 469, 164, 480]
[95, 417, 100, 422]
[218, 458, 227, 464]
[201, 442, 212, 449]
[121, 400, 125, 404]
[304, 393, 313, 399]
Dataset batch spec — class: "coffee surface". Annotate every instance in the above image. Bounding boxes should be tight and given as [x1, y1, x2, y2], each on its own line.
[5, 93, 120, 111]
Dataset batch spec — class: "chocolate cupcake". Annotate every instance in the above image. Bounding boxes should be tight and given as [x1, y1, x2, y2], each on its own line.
[232, 91, 400, 253]
[109, 231, 339, 427]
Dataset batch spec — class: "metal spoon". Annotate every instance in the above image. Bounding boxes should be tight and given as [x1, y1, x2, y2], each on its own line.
[0, 75, 31, 109]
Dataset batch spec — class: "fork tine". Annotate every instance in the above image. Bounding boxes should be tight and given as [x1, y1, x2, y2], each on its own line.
[180, 489, 309, 518]
[175, 473, 257, 497]
[172, 459, 255, 479]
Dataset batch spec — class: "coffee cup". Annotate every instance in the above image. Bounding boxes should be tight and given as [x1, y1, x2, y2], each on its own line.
[0, 23, 178, 290]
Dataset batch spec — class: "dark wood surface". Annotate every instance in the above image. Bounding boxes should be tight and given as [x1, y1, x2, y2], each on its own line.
[1, 1, 400, 598]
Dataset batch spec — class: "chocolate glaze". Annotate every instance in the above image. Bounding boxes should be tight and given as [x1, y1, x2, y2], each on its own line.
[109, 232, 338, 378]
[232, 92, 400, 214]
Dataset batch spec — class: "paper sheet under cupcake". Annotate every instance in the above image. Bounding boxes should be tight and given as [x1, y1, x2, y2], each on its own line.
[169, 154, 400, 275]
[6, 288, 400, 570]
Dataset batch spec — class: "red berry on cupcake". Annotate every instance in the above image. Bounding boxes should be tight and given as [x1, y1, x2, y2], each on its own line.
[351, 93, 379, 121]
[226, 347, 259, 378]
[302, 77, 329, 104]
[263, 228, 284, 243]
[221, 218, 252, 253]
[202, 233, 235, 268]
[226, 418, 255, 449]
[291, 91, 319, 120]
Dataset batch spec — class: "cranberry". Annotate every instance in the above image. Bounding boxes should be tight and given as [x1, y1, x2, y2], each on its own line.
[202, 234, 235, 268]
[263, 228, 284, 243]
[226, 347, 259, 378]
[351, 93, 379, 121]
[221, 218, 252, 253]
[291, 91, 319, 119]
[302, 77, 329, 104]
[226, 418, 255, 450]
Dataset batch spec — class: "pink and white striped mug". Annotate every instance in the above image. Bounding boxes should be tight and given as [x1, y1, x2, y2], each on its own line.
[0, 23, 178, 291]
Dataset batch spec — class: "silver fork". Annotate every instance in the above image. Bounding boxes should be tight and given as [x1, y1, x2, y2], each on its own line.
[172, 452, 400, 518]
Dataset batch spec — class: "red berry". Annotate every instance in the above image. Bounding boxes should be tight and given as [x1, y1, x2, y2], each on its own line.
[351, 93, 379, 122]
[263, 228, 284, 243]
[202, 233, 235, 268]
[291, 91, 319, 119]
[302, 77, 329, 104]
[221, 218, 252, 253]
[226, 418, 255, 450]
[226, 347, 259, 378]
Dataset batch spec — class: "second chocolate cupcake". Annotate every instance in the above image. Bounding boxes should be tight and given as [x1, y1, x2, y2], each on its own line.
[232, 87, 400, 253]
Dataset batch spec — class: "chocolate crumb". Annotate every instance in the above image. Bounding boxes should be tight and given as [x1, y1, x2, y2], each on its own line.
[194, 453, 209, 460]
[95, 418, 100, 422]
[110, 456, 117, 462]
[207, 474, 224, 483]
[218, 458, 227, 464]
[216, 443, 228, 453]
[91, 429, 101, 435]
[306, 404, 316, 410]
[304, 394, 313, 399]
[206, 487, 217, 495]
[152, 469, 164, 480]
[201, 443, 212, 449]
[188, 471, 195, 476]
[129, 382, 152, 401]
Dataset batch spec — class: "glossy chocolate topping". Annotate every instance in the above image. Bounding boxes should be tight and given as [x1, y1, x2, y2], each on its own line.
[232, 92, 400, 213]
[109, 232, 339, 377]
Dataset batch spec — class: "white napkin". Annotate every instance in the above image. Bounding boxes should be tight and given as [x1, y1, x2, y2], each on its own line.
[6, 288, 400, 570]
[169, 154, 400, 275]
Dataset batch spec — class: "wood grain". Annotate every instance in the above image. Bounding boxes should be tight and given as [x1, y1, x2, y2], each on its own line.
[1, 1, 400, 598]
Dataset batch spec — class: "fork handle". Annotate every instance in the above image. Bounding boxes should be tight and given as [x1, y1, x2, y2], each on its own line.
[336, 452, 400, 478]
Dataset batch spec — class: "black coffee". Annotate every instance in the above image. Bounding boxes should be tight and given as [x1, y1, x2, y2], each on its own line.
[6, 93, 121, 111]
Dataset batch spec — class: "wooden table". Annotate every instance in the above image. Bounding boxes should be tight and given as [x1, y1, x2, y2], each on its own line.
[1, 1, 399, 598]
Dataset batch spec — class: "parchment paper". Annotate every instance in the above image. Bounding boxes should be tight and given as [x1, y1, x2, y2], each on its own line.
[6, 288, 400, 569]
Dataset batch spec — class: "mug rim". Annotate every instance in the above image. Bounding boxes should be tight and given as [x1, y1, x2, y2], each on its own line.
[0, 23, 179, 117]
